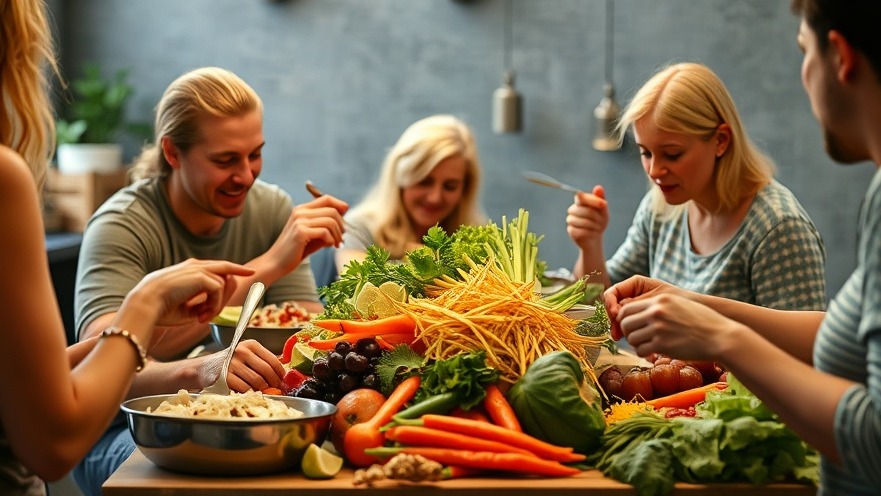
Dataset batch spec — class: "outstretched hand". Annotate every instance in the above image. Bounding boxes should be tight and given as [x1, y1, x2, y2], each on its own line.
[132, 259, 255, 327]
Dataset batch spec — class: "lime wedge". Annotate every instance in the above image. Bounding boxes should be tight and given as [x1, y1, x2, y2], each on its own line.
[355, 281, 406, 319]
[288, 342, 318, 374]
[212, 306, 242, 325]
[379, 281, 408, 303]
[301, 443, 343, 479]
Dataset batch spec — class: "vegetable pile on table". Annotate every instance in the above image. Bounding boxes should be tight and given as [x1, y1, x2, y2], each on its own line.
[591, 375, 819, 496]
[257, 208, 818, 493]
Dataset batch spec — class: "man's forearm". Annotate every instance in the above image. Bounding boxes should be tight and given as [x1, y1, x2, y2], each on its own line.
[126, 356, 206, 398]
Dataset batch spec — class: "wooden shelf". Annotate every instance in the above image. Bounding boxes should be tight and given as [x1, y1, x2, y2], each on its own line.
[45, 167, 129, 232]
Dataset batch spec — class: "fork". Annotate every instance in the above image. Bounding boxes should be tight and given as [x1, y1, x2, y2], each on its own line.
[305, 181, 374, 248]
[522, 170, 584, 194]
[200, 282, 265, 395]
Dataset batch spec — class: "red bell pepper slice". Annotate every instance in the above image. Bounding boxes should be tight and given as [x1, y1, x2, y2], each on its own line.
[281, 334, 299, 364]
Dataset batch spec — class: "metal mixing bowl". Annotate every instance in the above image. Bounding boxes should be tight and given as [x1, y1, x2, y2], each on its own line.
[209, 323, 304, 355]
[121, 393, 335, 475]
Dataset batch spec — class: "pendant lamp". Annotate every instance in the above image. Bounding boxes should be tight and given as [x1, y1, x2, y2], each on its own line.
[592, 0, 621, 151]
[493, 0, 522, 134]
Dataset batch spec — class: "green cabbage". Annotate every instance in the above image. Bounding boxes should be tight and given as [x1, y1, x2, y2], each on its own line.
[507, 350, 606, 454]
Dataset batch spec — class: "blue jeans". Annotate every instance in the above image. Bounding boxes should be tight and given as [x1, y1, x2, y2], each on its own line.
[72, 416, 134, 496]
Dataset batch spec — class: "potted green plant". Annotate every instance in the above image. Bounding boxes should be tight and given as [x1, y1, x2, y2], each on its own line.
[56, 64, 148, 174]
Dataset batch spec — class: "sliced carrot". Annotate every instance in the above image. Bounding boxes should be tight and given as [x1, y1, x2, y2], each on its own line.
[306, 329, 414, 350]
[311, 314, 415, 334]
[260, 387, 283, 395]
[645, 382, 728, 409]
[482, 384, 522, 431]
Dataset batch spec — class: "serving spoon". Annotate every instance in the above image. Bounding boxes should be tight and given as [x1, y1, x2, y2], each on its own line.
[522, 170, 584, 195]
[200, 281, 265, 395]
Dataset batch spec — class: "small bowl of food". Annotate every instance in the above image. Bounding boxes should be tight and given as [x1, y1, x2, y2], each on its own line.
[210, 303, 312, 355]
[121, 390, 335, 475]
[209, 324, 305, 356]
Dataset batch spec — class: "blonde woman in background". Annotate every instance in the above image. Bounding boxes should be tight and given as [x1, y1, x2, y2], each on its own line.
[607, 2, 881, 491]
[0, 2, 252, 494]
[336, 115, 486, 272]
[566, 62, 827, 311]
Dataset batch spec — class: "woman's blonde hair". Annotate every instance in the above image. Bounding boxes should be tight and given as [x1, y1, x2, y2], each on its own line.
[130, 67, 262, 181]
[347, 115, 485, 259]
[0, 0, 58, 193]
[615, 62, 775, 217]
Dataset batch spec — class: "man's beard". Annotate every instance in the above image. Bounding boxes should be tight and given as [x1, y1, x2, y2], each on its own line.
[823, 126, 867, 164]
[820, 85, 868, 164]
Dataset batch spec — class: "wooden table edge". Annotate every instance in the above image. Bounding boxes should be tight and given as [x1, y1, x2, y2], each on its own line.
[103, 449, 817, 496]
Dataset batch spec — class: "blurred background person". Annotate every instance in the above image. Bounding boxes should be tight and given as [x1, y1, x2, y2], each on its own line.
[335, 114, 486, 273]
[567, 62, 826, 311]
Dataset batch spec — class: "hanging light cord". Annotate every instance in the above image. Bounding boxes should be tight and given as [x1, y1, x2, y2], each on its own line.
[504, 0, 513, 72]
[604, 0, 614, 85]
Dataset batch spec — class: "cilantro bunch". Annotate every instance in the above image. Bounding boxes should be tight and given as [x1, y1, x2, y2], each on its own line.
[318, 225, 499, 319]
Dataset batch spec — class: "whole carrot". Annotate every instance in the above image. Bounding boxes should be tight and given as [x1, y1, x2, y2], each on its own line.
[450, 406, 491, 423]
[384, 425, 535, 457]
[311, 314, 415, 334]
[394, 414, 585, 463]
[344, 375, 421, 467]
[365, 447, 581, 477]
[645, 382, 728, 410]
[482, 384, 522, 432]
[442, 465, 482, 479]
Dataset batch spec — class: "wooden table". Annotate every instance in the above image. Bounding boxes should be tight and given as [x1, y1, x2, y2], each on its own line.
[103, 450, 817, 496]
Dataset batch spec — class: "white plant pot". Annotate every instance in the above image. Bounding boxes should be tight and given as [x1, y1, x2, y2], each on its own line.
[56, 143, 123, 174]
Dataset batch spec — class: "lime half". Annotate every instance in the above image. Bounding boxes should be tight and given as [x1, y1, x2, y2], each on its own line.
[378, 281, 407, 302]
[301, 443, 343, 479]
[212, 306, 242, 325]
[355, 281, 408, 319]
[288, 341, 318, 374]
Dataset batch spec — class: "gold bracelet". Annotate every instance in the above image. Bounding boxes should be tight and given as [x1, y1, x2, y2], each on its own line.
[101, 327, 148, 372]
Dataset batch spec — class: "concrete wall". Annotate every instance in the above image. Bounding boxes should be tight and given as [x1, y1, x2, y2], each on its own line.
[54, 0, 876, 299]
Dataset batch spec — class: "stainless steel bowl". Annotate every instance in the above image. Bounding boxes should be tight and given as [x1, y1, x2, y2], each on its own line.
[121, 393, 335, 475]
[209, 323, 304, 355]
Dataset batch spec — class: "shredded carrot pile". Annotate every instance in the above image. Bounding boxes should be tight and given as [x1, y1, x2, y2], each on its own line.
[604, 401, 656, 425]
[398, 256, 606, 384]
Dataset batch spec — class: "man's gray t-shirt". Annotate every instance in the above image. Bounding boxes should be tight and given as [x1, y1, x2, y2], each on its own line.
[74, 178, 319, 338]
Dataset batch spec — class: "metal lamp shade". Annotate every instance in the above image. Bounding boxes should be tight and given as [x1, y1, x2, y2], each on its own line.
[493, 71, 522, 134]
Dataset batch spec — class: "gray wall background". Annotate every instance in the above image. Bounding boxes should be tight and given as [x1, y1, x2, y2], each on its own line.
[52, 0, 877, 299]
